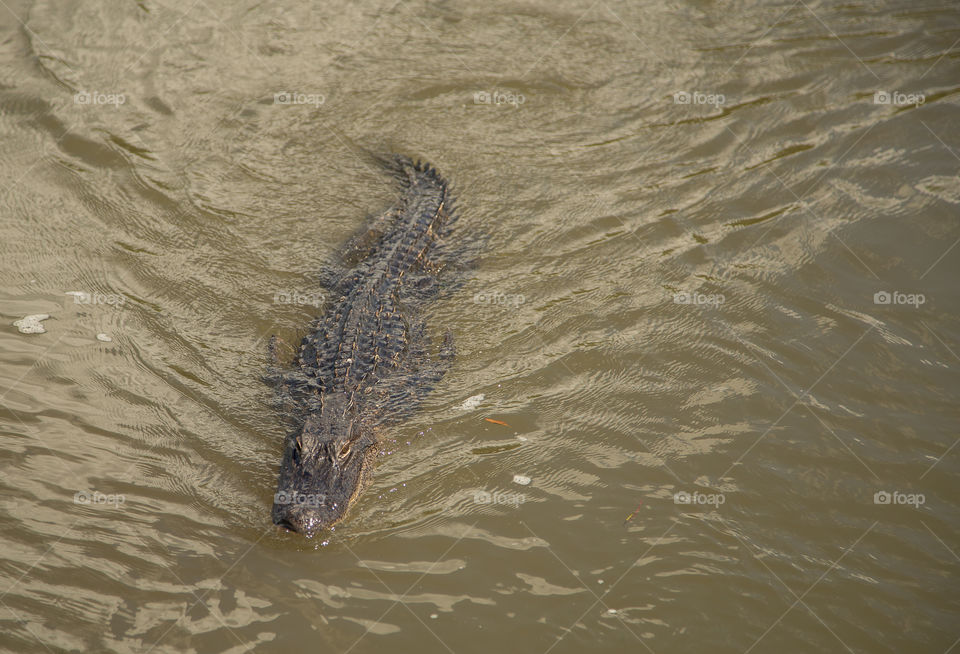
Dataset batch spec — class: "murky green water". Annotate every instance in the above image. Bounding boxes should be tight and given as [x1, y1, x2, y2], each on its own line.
[1, 0, 958, 652]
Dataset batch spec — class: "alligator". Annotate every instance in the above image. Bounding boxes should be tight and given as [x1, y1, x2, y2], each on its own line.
[268, 155, 458, 537]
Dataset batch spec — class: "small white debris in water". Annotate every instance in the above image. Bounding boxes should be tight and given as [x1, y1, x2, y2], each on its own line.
[607, 609, 617, 614]
[513, 475, 531, 486]
[96, 333, 112, 342]
[598, 579, 604, 584]
[457, 394, 485, 410]
[14, 314, 50, 334]
[430, 614, 438, 619]
[517, 436, 528, 442]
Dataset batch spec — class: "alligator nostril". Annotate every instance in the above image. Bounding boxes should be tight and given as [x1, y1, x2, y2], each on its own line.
[275, 515, 302, 533]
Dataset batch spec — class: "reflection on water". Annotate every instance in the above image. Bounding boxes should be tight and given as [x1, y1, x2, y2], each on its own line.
[0, 0, 958, 652]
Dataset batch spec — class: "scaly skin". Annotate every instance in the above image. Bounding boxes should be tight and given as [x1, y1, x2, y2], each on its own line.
[271, 156, 456, 536]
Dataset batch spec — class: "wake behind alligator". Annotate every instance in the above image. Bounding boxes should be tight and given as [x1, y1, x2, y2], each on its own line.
[269, 155, 458, 537]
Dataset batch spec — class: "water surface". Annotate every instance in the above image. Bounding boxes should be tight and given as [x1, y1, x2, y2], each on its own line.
[0, 0, 958, 652]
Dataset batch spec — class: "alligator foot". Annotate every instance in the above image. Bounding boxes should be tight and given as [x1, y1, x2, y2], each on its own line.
[268, 334, 296, 367]
[342, 208, 399, 266]
[265, 335, 300, 398]
[315, 264, 349, 296]
[398, 271, 441, 305]
[423, 330, 455, 384]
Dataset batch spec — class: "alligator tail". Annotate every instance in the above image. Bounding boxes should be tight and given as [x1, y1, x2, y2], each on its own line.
[365, 152, 448, 191]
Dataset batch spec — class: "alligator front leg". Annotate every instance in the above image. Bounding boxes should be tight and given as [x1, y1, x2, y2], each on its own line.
[342, 207, 400, 266]
[265, 334, 306, 412]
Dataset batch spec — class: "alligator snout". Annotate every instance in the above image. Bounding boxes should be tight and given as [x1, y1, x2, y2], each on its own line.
[275, 513, 312, 534]
[274, 509, 327, 536]
[272, 490, 347, 536]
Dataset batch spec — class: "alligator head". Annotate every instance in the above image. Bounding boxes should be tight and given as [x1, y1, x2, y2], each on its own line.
[272, 392, 375, 536]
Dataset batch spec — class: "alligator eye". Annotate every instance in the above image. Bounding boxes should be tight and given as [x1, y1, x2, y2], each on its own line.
[338, 442, 351, 458]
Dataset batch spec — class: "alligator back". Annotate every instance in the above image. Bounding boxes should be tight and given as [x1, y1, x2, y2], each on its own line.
[296, 157, 451, 397]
